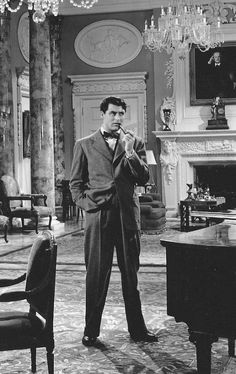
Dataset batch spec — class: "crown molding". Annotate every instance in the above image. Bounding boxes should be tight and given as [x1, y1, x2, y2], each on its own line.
[59, 0, 236, 16]
[59, 0, 164, 16]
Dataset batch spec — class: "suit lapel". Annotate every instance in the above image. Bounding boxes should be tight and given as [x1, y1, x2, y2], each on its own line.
[92, 129, 113, 162]
[113, 138, 125, 165]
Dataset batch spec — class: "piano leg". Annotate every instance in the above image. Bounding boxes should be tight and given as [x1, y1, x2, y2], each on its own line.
[189, 331, 218, 374]
[228, 338, 235, 357]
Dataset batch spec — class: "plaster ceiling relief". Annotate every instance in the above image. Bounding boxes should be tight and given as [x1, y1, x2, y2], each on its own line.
[58, 0, 236, 16]
[74, 20, 143, 68]
[18, 12, 29, 63]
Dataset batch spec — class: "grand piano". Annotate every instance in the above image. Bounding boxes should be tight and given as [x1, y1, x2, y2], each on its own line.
[160, 222, 236, 374]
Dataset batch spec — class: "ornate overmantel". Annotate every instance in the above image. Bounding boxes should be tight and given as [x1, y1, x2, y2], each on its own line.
[153, 130, 236, 217]
[173, 23, 236, 132]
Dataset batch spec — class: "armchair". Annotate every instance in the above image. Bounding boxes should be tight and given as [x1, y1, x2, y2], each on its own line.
[0, 230, 57, 373]
[0, 175, 52, 233]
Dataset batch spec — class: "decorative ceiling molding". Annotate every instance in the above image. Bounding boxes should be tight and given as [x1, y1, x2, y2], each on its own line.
[59, 0, 236, 16]
[59, 0, 162, 15]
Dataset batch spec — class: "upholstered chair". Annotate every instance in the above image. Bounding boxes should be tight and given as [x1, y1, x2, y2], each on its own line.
[139, 192, 166, 233]
[0, 230, 57, 373]
[0, 175, 52, 233]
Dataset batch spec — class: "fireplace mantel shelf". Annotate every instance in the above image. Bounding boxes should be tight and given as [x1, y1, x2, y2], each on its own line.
[153, 130, 236, 140]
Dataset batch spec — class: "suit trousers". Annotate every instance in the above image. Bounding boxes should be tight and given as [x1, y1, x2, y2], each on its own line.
[83, 203, 147, 338]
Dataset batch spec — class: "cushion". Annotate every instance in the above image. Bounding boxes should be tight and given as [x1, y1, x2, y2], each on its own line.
[145, 193, 161, 201]
[0, 311, 44, 339]
[149, 201, 165, 208]
[140, 205, 152, 215]
[11, 208, 39, 219]
[139, 195, 153, 203]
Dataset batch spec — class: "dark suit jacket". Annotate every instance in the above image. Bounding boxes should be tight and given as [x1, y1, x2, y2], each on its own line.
[207, 63, 232, 98]
[70, 129, 149, 230]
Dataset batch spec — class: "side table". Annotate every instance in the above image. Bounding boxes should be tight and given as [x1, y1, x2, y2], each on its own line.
[180, 200, 217, 232]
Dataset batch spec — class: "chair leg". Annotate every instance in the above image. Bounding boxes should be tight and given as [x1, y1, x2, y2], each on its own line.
[48, 215, 52, 230]
[30, 347, 36, 373]
[35, 215, 39, 234]
[4, 223, 8, 243]
[47, 349, 54, 374]
[9, 217, 13, 231]
[76, 208, 80, 223]
[62, 205, 67, 222]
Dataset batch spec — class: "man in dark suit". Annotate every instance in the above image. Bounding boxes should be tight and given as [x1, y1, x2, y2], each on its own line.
[70, 96, 158, 346]
[207, 50, 236, 98]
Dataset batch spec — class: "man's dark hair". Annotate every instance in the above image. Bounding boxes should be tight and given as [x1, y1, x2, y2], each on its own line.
[100, 96, 127, 113]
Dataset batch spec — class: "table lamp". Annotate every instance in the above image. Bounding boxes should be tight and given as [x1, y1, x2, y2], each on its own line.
[145, 150, 157, 192]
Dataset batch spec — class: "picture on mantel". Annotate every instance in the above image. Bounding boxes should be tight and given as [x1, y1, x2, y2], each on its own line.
[190, 42, 236, 106]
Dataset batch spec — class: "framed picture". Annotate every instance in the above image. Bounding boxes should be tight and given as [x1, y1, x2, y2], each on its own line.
[23, 110, 30, 158]
[190, 42, 236, 106]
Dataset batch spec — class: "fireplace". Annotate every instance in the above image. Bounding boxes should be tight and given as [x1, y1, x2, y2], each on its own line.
[154, 130, 236, 217]
[194, 164, 236, 208]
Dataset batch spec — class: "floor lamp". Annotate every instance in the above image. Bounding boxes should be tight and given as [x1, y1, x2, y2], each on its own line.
[145, 150, 157, 193]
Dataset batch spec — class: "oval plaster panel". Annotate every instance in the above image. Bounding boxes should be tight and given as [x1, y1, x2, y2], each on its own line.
[18, 12, 29, 63]
[74, 20, 142, 68]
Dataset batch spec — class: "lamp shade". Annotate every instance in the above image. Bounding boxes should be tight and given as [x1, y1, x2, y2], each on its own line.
[146, 150, 157, 165]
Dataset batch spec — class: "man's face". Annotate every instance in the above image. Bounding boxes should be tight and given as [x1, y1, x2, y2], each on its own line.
[213, 52, 221, 63]
[101, 103, 125, 133]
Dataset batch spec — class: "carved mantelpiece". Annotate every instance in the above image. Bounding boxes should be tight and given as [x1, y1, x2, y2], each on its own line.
[154, 130, 236, 217]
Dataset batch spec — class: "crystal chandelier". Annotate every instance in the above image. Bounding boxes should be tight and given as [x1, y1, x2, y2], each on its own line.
[143, 1, 224, 58]
[0, 0, 98, 23]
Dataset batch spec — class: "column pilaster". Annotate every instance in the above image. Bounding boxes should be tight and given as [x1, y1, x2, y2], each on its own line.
[29, 15, 55, 212]
[0, 11, 14, 177]
[50, 16, 65, 207]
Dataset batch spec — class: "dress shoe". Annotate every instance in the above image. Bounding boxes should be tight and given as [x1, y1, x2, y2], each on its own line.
[130, 331, 158, 342]
[82, 335, 97, 347]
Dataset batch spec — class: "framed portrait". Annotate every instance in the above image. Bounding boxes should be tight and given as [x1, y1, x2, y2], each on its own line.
[23, 110, 30, 158]
[190, 42, 236, 106]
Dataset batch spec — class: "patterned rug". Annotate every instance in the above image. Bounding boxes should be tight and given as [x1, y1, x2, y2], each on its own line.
[0, 224, 233, 373]
[0, 225, 179, 268]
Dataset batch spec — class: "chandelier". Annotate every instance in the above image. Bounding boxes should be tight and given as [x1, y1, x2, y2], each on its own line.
[143, 1, 224, 58]
[0, 0, 98, 23]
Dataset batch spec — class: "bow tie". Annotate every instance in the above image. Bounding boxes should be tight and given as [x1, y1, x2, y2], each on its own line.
[215, 63, 221, 66]
[102, 131, 119, 139]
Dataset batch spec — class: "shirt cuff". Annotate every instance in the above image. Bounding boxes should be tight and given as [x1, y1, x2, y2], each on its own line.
[125, 150, 135, 158]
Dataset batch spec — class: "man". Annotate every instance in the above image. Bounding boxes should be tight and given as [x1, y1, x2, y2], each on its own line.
[70, 96, 158, 347]
[207, 50, 235, 98]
